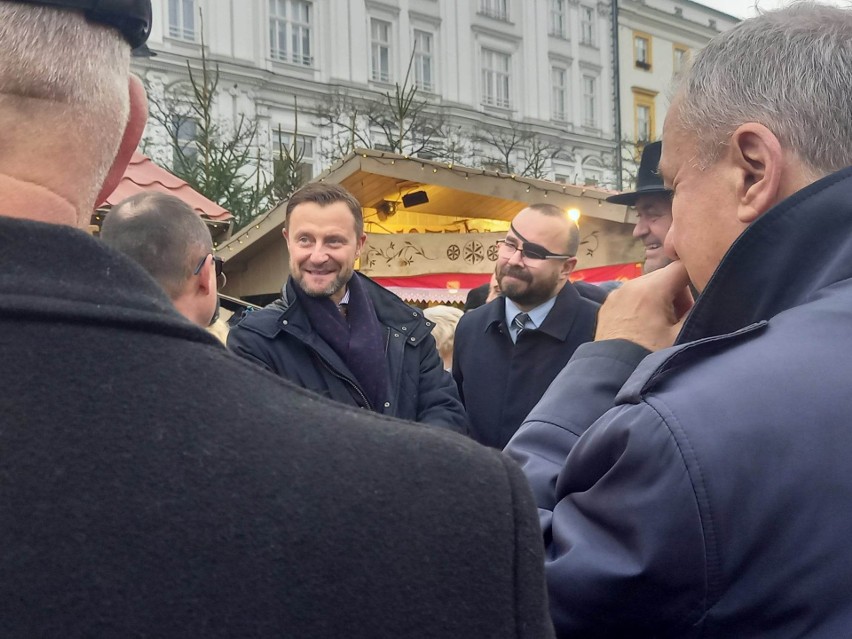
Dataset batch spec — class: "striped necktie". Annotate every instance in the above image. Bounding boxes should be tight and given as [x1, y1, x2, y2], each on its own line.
[512, 312, 530, 340]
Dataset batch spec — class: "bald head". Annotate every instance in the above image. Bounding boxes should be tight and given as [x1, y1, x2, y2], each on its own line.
[101, 192, 213, 299]
[516, 204, 580, 256]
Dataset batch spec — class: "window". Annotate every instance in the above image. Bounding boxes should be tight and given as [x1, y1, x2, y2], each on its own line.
[274, 132, 315, 184]
[479, 0, 509, 21]
[481, 49, 511, 109]
[413, 30, 434, 92]
[168, 0, 195, 40]
[551, 67, 567, 122]
[580, 5, 595, 46]
[550, 0, 566, 37]
[371, 18, 392, 83]
[633, 88, 657, 143]
[637, 105, 651, 141]
[269, 0, 313, 66]
[582, 75, 597, 128]
[172, 116, 197, 167]
[634, 32, 652, 70]
[673, 44, 689, 74]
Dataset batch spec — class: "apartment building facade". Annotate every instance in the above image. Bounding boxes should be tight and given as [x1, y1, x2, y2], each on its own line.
[134, 0, 620, 190]
[616, 0, 738, 186]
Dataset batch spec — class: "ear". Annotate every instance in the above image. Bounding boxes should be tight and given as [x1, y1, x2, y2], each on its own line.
[95, 75, 149, 207]
[560, 256, 578, 279]
[355, 233, 367, 258]
[196, 256, 213, 296]
[728, 123, 784, 224]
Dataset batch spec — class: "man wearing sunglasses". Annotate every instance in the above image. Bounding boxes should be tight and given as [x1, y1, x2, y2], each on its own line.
[452, 204, 599, 448]
[0, 2, 554, 637]
[101, 192, 224, 328]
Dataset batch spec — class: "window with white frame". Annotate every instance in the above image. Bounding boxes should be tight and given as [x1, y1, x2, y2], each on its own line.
[637, 104, 651, 141]
[274, 131, 315, 183]
[168, 0, 196, 40]
[551, 66, 567, 122]
[580, 5, 595, 46]
[269, 0, 313, 66]
[582, 75, 597, 127]
[413, 30, 434, 92]
[371, 18, 392, 83]
[550, 0, 566, 37]
[481, 48, 511, 109]
[479, 0, 509, 21]
[172, 115, 198, 167]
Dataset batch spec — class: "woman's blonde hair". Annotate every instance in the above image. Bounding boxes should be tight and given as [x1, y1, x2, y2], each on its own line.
[424, 305, 464, 357]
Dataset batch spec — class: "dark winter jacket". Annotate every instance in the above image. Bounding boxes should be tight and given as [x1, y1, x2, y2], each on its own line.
[0, 216, 554, 638]
[228, 273, 468, 433]
[506, 166, 852, 637]
[453, 282, 598, 448]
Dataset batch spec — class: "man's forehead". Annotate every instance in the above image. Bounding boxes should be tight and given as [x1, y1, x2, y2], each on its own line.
[635, 194, 672, 214]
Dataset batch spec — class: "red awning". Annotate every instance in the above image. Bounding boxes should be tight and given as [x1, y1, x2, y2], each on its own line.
[570, 262, 643, 283]
[372, 263, 642, 304]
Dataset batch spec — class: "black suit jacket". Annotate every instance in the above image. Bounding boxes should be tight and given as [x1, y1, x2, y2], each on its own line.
[0, 218, 554, 639]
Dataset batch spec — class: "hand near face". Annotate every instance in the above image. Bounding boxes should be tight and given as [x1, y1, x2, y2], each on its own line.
[595, 261, 694, 352]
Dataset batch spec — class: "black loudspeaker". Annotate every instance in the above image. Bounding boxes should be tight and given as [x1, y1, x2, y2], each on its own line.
[402, 190, 429, 208]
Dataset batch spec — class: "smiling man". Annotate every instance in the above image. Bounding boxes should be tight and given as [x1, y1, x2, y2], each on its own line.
[606, 141, 673, 274]
[452, 204, 598, 448]
[228, 182, 468, 433]
[506, 3, 852, 636]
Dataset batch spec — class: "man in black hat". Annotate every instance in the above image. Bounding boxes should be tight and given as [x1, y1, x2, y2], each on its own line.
[607, 141, 673, 274]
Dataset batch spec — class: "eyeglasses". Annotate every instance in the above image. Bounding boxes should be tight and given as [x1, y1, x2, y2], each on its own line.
[194, 254, 224, 277]
[496, 223, 575, 261]
[496, 239, 575, 261]
[194, 254, 227, 287]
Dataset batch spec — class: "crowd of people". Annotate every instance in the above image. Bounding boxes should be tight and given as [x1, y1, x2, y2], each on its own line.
[3, 0, 852, 636]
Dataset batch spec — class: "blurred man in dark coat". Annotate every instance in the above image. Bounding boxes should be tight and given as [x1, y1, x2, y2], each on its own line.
[0, 2, 553, 636]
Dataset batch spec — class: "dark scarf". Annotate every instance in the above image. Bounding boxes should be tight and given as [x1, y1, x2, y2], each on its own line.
[293, 274, 389, 411]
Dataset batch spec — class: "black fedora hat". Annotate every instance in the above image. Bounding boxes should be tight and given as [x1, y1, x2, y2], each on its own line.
[606, 141, 671, 206]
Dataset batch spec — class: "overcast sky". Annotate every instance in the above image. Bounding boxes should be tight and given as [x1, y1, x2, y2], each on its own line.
[697, 0, 851, 19]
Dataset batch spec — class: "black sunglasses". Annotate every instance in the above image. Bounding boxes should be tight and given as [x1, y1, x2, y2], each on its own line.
[194, 254, 224, 278]
[496, 223, 574, 261]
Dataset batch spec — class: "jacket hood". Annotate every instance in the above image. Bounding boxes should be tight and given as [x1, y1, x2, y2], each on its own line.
[679, 166, 852, 343]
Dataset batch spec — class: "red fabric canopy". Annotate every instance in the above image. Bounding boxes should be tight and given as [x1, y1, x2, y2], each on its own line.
[372, 263, 642, 303]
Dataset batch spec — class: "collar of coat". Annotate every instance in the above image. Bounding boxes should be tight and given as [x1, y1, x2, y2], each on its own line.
[678, 166, 852, 344]
[0, 216, 217, 345]
[481, 279, 597, 342]
[273, 272, 434, 346]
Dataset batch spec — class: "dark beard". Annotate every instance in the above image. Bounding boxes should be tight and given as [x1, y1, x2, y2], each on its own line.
[498, 265, 559, 308]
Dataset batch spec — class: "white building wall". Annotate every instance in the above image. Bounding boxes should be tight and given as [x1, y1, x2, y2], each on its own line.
[134, 0, 737, 192]
[617, 0, 738, 142]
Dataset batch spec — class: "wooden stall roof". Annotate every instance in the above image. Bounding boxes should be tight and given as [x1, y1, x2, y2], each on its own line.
[217, 148, 632, 267]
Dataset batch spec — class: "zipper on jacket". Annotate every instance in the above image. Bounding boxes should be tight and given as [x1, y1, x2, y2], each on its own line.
[314, 351, 374, 411]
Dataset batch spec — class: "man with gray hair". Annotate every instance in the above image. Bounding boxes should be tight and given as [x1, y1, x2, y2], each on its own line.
[0, 2, 554, 637]
[101, 192, 223, 327]
[505, 3, 852, 636]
